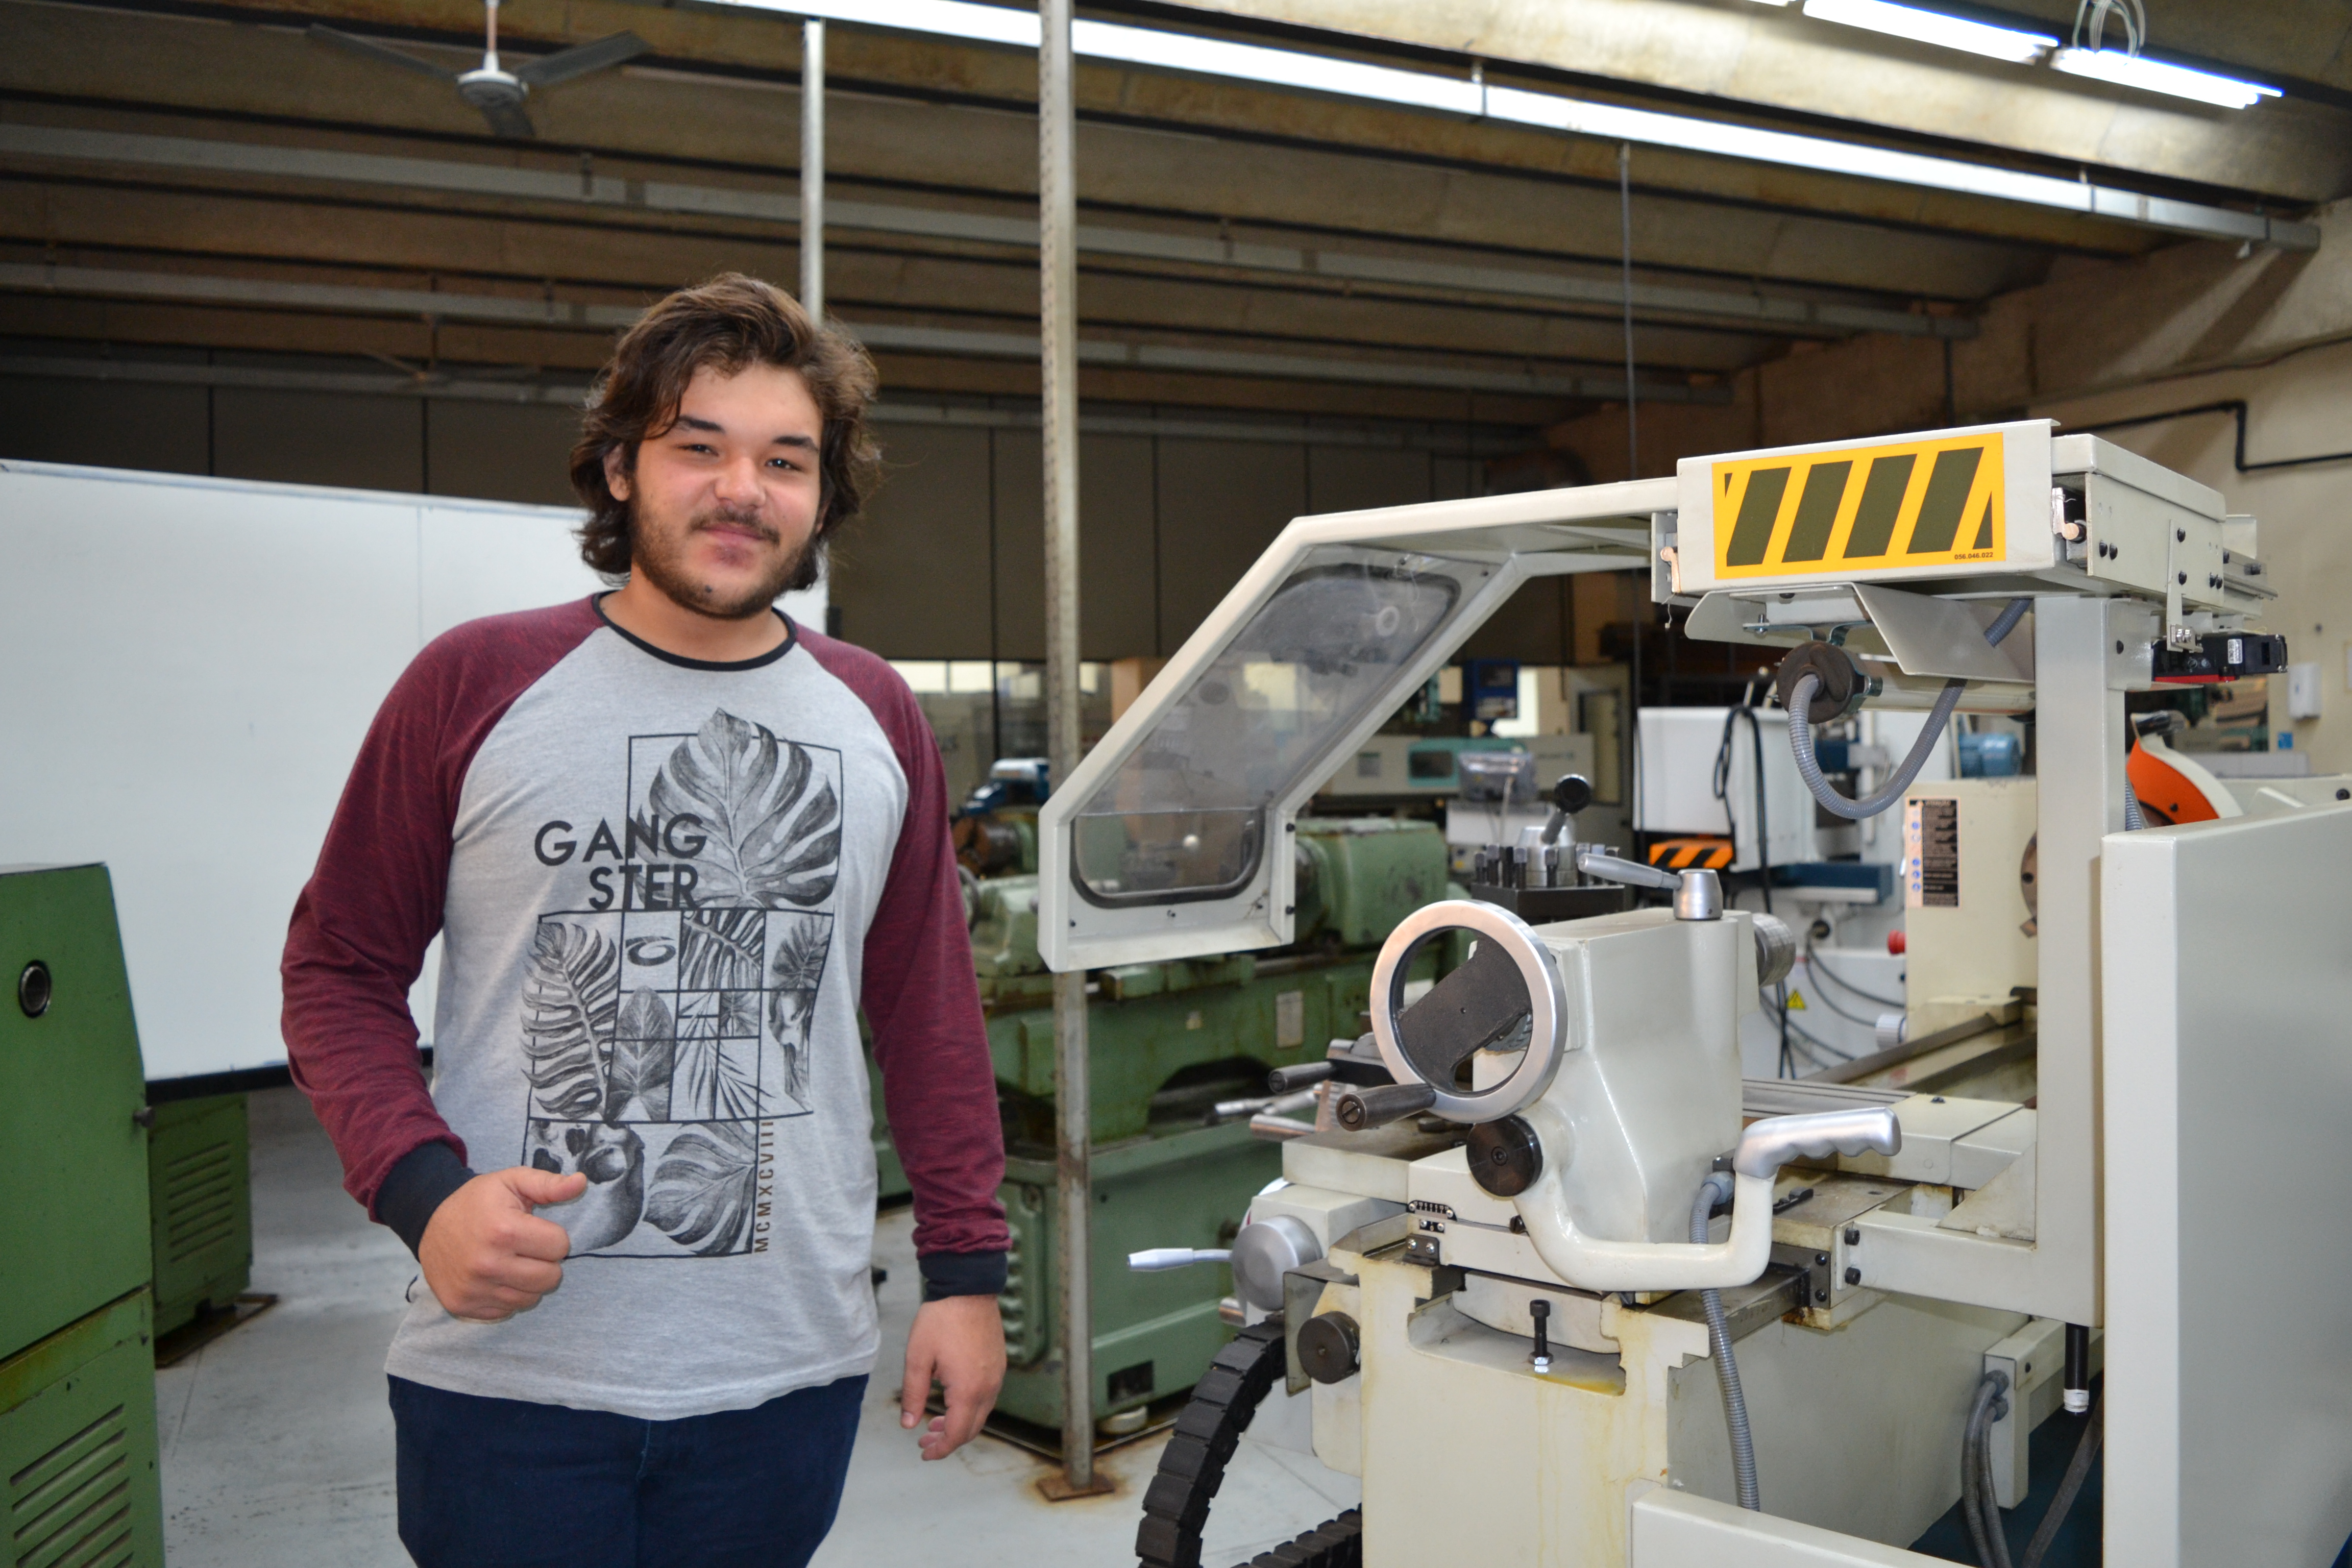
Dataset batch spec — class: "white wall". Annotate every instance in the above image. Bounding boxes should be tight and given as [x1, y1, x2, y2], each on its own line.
[0, 461, 824, 1083]
[2036, 339, 2352, 776]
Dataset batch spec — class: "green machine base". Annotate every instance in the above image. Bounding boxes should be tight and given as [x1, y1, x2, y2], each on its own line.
[1, 1290, 164, 1567]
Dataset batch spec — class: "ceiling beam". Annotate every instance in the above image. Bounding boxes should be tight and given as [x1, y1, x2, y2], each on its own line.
[0, 261, 1734, 401]
[0, 122, 1971, 339]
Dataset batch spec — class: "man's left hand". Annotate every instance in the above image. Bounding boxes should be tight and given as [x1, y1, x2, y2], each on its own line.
[900, 1294, 1007, 1461]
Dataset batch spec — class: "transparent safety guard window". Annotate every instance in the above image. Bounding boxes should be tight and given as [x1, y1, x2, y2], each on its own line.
[1071, 547, 1472, 906]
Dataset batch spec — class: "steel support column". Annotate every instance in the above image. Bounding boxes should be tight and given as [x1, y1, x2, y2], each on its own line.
[1039, 0, 1104, 1502]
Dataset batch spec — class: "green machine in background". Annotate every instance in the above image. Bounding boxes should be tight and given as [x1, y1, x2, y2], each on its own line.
[1, 864, 165, 1566]
[876, 814, 1451, 1436]
[146, 1095, 254, 1341]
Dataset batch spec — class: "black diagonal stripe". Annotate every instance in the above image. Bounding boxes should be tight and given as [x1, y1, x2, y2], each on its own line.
[1781, 460, 1852, 563]
[1724, 466, 1790, 567]
[1970, 496, 1994, 551]
[1842, 453, 1917, 559]
[1907, 446, 1986, 555]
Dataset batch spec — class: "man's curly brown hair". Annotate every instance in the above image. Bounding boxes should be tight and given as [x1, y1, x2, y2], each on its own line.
[569, 273, 880, 592]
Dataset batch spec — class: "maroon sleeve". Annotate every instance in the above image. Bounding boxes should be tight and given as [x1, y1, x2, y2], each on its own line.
[281, 598, 602, 1219]
[798, 628, 1010, 1267]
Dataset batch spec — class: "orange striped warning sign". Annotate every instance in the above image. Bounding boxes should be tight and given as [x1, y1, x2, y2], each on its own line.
[1646, 837, 1734, 871]
[1711, 430, 2006, 580]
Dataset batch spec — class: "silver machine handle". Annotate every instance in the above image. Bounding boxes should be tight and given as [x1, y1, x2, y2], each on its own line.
[1733, 1107, 1902, 1179]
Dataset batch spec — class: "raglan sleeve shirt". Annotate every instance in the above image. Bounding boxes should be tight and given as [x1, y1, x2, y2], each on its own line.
[281, 599, 1008, 1301]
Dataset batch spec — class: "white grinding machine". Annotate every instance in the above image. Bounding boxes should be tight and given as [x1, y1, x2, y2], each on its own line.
[1038, 422, 2352, 1568]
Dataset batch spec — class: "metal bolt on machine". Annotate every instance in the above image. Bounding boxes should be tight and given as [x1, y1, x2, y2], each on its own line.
[1035, 421, 2352, 1567]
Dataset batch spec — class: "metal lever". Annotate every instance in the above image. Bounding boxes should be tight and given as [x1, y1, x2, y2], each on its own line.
[1333, 1081, 1437, 1131]
[1129, 1247, 1232, 1271]
[1574, 850, 1724, 921]
[1733, 1108, 1902, 1178]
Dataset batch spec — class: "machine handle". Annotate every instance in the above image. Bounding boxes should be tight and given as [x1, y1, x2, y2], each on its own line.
[1333, 1081, 1437, 1132]
[1267, 1061, 1336, 1093]
[1573, 848, 1680, 892]
[1733, 1108, 1902, 1179]
[1129, 1247, 1233, 1272]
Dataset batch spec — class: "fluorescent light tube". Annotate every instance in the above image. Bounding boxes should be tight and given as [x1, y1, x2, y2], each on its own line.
[702, 0, 2308, 247]
[2050, 46, 2279, 109]
[1800, 0, 2055, 63]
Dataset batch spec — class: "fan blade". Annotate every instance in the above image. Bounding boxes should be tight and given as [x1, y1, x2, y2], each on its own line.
[479, 96, 537, 139]
[510, 31, 650, 87]
[307, 24, 459, 81]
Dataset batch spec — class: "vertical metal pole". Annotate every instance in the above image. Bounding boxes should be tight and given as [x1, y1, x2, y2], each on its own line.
[1040, 0, 1097, 1497]
[2031, 595, 2121, 1329]
[1618, 141, 1638, 480]
[800, 18, 825, 320]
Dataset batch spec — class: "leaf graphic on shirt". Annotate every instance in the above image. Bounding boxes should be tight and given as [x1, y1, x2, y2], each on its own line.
[679, 906, 765, 989]
[672, 1004, 763, 1122]
[521, 920, 618, 1120]
[646, 1120, 760, 1255]
[765, 915, 830, 1111]
[604, 988, 675, 1122]
[648, 710, 840, 909]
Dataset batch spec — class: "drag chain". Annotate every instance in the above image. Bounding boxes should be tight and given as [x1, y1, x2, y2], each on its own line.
[1134, 1319, 1289, 1568]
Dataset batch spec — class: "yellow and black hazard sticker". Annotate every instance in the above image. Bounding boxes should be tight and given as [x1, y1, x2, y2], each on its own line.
[1712, 430, 2006, 579]
[1646, 836, 1734, 871]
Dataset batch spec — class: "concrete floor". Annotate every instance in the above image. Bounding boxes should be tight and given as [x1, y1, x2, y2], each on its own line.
[158, 1088, 1359, 1566]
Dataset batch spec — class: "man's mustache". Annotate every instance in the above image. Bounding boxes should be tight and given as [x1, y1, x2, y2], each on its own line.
[689, 508, 780, 544]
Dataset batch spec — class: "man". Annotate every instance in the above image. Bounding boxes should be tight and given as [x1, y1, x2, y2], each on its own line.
[283, 273, 1008, 1568]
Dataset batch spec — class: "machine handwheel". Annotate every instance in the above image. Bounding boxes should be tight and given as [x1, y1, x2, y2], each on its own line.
[1135, 1319, 1360, 1568]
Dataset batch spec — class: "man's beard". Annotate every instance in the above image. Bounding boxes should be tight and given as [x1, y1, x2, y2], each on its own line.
[629, 500, 815, 621]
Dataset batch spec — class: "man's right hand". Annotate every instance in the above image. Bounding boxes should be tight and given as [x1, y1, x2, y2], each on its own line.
[418, 1166, 586, 1321]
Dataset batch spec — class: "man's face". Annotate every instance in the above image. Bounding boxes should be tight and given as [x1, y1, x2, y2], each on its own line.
[605, 362, 824, 621]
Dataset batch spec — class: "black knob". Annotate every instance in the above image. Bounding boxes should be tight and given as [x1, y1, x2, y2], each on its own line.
[1844, 1266, 1863, 1286]
[1298, 1311, 1361, 1384]
[1466, 1115, 1544, 1198]
[16, 961, 51, 1019]
[1550, 774, 1594, 815]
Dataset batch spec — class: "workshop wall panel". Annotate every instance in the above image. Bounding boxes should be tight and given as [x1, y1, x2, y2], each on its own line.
[1154, 438, 1308, 656]
[212, 388, 423, 494]
[828, 421, 992, 657]
[426, 402, 583, 507]
[1307, 445, 1433, 516]
[990, 430, 1160, 664]
[0, 374, 208, 476]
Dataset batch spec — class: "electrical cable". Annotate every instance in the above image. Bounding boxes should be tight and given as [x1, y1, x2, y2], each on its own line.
[1962, 1370, 2016, 1568]
[1786, 599, 2031, 821]
[1690, 1172, 1758, 1510]
[1806, 946, 1905, 1011]
[2020, 1384, 2103, 1568]
[1781, 1013, 1857, 1064]
[1796, 976, 1881, 1032]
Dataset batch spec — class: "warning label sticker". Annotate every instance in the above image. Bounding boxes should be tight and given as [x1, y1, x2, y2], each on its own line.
[1905, 797, 1959, 910]
[1712, 431, 2006, 580]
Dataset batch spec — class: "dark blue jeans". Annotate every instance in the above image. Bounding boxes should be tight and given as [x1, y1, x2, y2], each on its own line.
[390, 1374, 866, 1568]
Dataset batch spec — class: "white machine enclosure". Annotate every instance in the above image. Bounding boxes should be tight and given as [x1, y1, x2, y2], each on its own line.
[1068, 424, 2347, 1567]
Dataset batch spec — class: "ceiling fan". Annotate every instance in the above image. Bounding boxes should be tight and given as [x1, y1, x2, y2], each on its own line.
[309, 0, 650, 139]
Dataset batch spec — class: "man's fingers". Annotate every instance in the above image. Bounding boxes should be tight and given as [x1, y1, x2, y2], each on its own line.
[503, 1212, 576, 1264]
[901, 1341, 937, 1432]
[484, 1253, 564, 1296]
[502, 1166, 590, 1209]
[925, 1380, 989, 1460]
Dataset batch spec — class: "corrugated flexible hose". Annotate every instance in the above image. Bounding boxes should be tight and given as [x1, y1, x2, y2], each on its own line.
[1786, 598, 2033, 821]
[1690, 1171, 1758, 1511]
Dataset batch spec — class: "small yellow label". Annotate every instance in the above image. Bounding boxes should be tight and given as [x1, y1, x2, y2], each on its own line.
[1787, 991, 1808, 1011]
[1712, 431, 2005, 579]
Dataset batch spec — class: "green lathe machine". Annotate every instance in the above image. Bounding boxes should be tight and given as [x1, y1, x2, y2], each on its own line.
[875, 808, 1452, 1438]
[2, 864, 166, 1566]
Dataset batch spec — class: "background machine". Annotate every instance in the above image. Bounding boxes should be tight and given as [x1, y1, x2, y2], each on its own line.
[875, 803, 1452, 1439]
[1034, 423, 2352, 1566]
[2, 865, 166, 1568]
